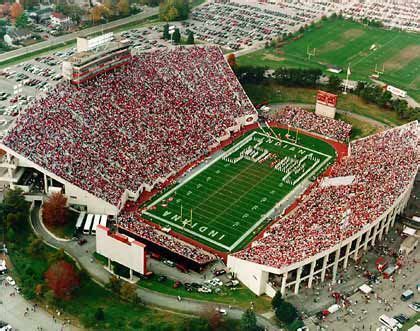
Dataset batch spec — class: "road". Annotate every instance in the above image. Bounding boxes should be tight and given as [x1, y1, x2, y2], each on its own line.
[29, 204, 278, 331]
[0, 7, 158, 64]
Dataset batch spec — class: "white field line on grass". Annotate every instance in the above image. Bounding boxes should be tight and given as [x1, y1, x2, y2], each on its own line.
[145, 131, 333, 251]
[142, 211, 231, 251]
[145, 132, 257, 209]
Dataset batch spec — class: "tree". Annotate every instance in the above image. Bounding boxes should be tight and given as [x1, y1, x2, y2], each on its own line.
[117, 0, 130, 16]
[275, 301, 298, 324]
[107, 275, 122, 294]
[28, 237, 44, 256]
[200, 306, 221, 330]
[172, 27, 181, 44]
[35, 283, 43, 296]
[241, 308, 258, 331]
[90, 5, 106, 23]
[0, 188, 29, 237]
[186, 31, 194, 44]
[159, 0, 189, 21]
[327, 75, 342, 92]
[15, 13, 29, 28]
[94, 307, 105, 321]
[45, 260, 80, 300]
[42, 192, 68, 226]
[10, 3, 23, 19]
[271, 290, 284, 310]
[47, 248, 66, 265]
[227, 53, 236, 68]
[120, 282, 138, 302]
[163, 23, 170, 39]
[56, 4, 85, 24]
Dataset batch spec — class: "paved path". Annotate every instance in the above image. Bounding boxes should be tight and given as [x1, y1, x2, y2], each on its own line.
[30, 204, 278, 330]
[0, 8, 158, 64]
[270, 102, 390, 130]
[0, 276, 80, 331]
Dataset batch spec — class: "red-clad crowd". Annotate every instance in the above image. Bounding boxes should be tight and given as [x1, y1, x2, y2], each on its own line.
[270, 106, 352, 142]
[234, 122, 418, 269]
[3, 46, 256, 205]
[118, 212, 216, 264]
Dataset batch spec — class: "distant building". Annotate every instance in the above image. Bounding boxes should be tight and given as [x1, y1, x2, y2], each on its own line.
[50, 12, 71, 27]
[4, 29, 33, 46]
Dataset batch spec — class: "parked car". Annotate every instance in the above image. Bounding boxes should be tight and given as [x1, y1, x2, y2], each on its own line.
[163, 259, 175, 267]
[198, 287, 212, 293]
[408, 302, 420, 312]
[215, 307, 227, 315]
[173, 280, 182, 289]
[0, 321, 12, 331]
[213, 268, 226, 276]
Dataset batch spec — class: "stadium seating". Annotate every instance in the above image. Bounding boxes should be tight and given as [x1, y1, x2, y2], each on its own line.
[3, 46, 256, 206]
[234, 122, 418, 269]
[118, 213, 216, 264]
[269, 106, 352, 142]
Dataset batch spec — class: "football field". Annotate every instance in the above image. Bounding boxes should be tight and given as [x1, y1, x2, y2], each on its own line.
[238, 19, 420, 102]
[142, 128, 336, 252]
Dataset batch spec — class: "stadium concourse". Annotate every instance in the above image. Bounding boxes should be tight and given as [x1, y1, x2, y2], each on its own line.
[228, 121, 419, 297]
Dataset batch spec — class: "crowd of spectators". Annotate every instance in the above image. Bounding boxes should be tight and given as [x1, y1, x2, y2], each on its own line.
[3, 46, 256, 206]
[234, 121, 418, 269]
[269, 106, 352, 142]
[118, 212, 216, 264]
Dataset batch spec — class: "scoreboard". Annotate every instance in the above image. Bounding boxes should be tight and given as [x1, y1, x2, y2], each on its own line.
[315, 90, 337, 118]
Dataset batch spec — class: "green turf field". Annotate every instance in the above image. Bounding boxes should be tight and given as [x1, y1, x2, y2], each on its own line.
[237, 19, 420, 102]
[142, 128, 336, 252]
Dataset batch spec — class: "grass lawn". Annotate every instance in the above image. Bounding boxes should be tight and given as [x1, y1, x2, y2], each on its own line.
[402, 312, 420, 330]
[138, 273, 272, 313]
[237, 18, 420, 102]
[336, 113, 380, 140]
[44, 210, 79, 239]
[8, 210, 240, 330]
[142, 128, 335, 252]
[243, 82, 407, 127]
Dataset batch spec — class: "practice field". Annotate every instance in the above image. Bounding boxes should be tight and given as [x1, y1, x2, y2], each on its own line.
[237, 19, 420, 102]
[142, 128, 336, 252]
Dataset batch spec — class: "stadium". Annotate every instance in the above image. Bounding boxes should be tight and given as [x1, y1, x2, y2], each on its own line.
[0, 46, 418, 297]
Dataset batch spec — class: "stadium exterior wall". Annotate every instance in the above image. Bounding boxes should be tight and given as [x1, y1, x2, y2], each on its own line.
[227, 172, 416, 297]
[96, 224, 147, 278]
[0, 144, 119, 216]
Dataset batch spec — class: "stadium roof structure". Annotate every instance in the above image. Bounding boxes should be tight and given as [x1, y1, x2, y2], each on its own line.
[1, 46, 257, 210]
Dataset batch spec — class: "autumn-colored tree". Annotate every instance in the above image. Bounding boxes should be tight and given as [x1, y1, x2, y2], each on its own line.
[90, 5, 107, 23]
[117, 0, 130, 16]
[200, 306, 222, 330]
[120, 282, 138, 302]
[42, 192, 68, 226]
[10, 3, 23, 19]
[227, 53, 236, 68]
[45, 260, 80, 300]
[35, 283, 43, 296]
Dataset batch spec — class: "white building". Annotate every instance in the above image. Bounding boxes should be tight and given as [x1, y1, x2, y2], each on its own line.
[50, 12, 71, 27]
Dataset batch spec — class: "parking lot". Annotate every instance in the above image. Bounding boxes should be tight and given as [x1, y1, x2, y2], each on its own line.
[288, 221, 420, 331]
